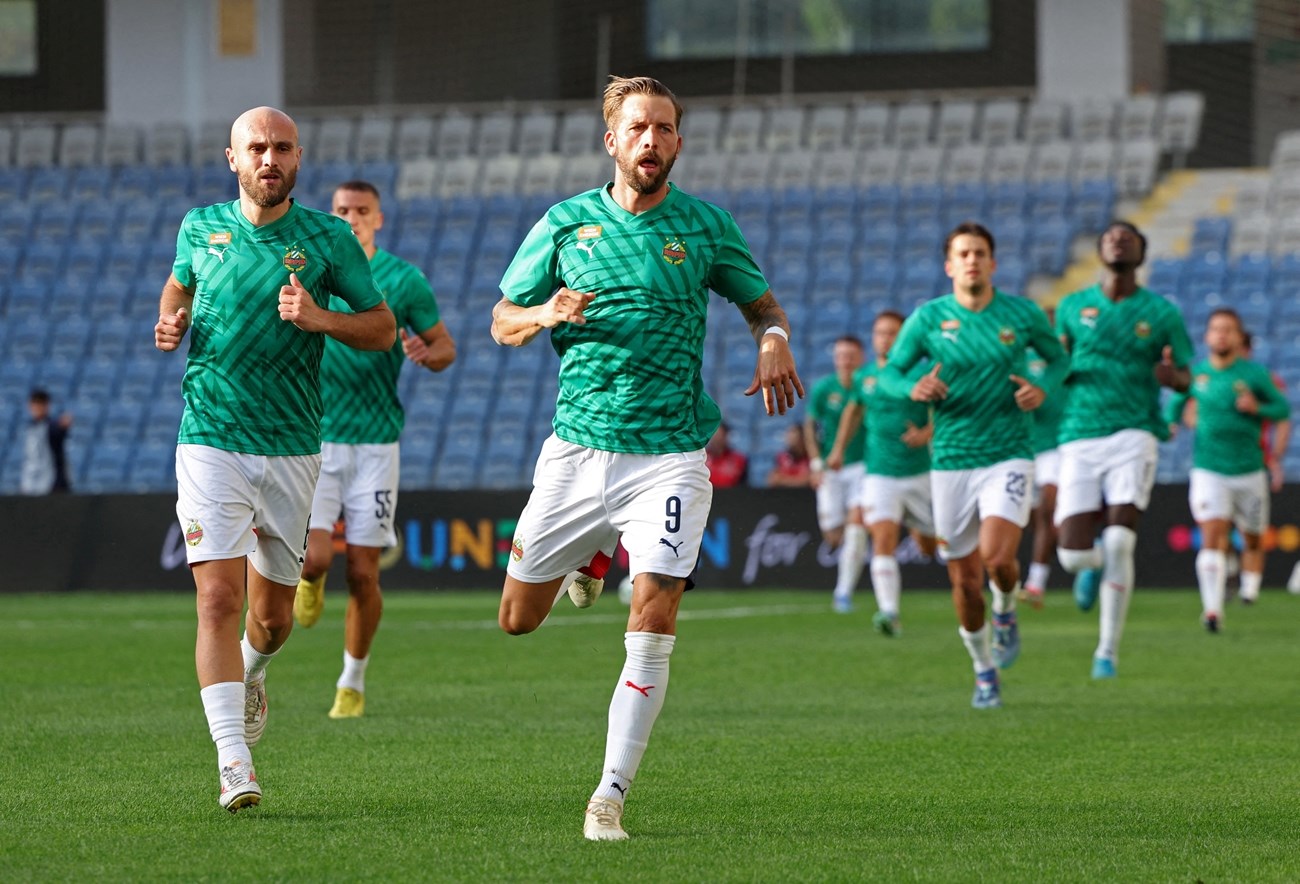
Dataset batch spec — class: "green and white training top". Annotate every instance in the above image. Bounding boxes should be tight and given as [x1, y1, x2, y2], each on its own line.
[807, 373, 864, 465]
[171, 199, 384, 456]
[1163, 356, 1290, 476]
[499, 183, 769, 454]
[1055, 285, 1194, 444]
[320, 248, 441, 445]
[880, 291, 1067, 471]
[848, 360, 932, 478]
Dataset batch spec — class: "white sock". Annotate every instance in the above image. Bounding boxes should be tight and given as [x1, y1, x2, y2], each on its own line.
[1097, 526, 1137, 660]
[1240, 570, 1262, 602]
[241, 634, 277, 683]
[834, 524, 868, 600]
[990, 582, 1017, 615]
[1025, 562, 1051, 592]
[591, 632, 676, 805]
[337, 651, 368, 693]
[869, 555, 901, 616]
[958, 623, 994, 674]
[1058, 543, 1103, 574]
[200, 681, 250, 769]
[1195, 549, 1226, 617]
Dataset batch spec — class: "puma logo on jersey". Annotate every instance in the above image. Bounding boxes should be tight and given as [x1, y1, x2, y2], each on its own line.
[207, 246, 228, 263]
[575, 239, 599, 257]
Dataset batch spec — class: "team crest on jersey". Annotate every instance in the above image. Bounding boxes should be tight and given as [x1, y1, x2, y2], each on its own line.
[185, 520, 204, 547]
[1194, 373, 1210, 391]
[208, 232, 232, 246]
[1080, 307, 1100, 328]
[510, 536, 524, 562]
[863, 377, 877, 393]
[661, 238, 687, 265]
[998, 326, 1016, 346]
[828, 392, 843, 407]
[1134, 320, 1151, 338]
[283, 245, 308, 273]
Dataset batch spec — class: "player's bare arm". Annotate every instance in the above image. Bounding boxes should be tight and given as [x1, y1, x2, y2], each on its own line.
[900, 421, 931, 448]
[826, 401, 864, 471]
[401, 322, 457, 371]
[803, 416, 825, 488]
[490, 288, 595, 347]
[1154, 345, 1191, 392]
[1009, 373, 1046, 411]
[738, 291, 804, 415]
[910, 363, 948, 402]
[155, 274, 195, 352]
[277, 272, 396, 350]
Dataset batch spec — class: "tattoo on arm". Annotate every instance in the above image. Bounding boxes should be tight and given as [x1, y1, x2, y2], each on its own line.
[738, 292, 789, 344]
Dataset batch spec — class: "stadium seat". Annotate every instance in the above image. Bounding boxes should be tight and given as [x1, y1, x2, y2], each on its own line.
[0, 167, 24, 203]
[354, 117, 396, 162]
[978, 99, 1022, 145]
[765, 106, 806, 152]
[99, 125, 140, 167]
[21, 242, 64, 283]
[1030, 141, 1074, 183]
[27, 167, 70, 200]
[145, 122, 189, 166]
[771, 152, 816, 193]
[1073, 178, 1117, 233]
[1023, 99, 1067, 143]
[1118, 95, 1159, 142]
[435, 112, 475, 159]
[480, 155, 522, 195]
[847, 102, 891, 151]
[862, 146, 903, 187]
[806, 104, 848, 152]
[985, 142, 1033, 185]
[935, 100, 977, 146]
[14, 124, 57, 167]
[945, 143, 988, 185]
[58, 124, 100, 167]
[900, 145, 945, 187]
[69, 165, 112, 200]
[1116, 138, 1160, 196]
[557, 108, 601, 155]
[1070, 98, 1116, 141]
[892, 101, 933, 148]
[436, 156, 481, 199]
[394, 116, 435, 160]
[1159, 92, 1205, 158]
[1191, 217, 1232, 255]
[723, 106, 764, 153]
[1230, 213, 1273, 257]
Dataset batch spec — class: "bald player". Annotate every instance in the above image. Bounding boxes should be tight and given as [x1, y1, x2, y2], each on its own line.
[155, 106, 396, 812]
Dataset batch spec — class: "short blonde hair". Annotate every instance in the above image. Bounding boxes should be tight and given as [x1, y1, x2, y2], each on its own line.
[601, 75, 683, 131]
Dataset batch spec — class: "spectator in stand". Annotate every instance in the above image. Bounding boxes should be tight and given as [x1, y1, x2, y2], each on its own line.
[706, 422, 749, 487]
[21, 389, 72, 495]
[767, 424, 812, 487]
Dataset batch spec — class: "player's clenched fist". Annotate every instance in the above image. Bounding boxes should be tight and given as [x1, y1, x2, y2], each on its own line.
[541, 287, 596, 328]
[155, 307, 189, 351]
[278, 272, 325, 331]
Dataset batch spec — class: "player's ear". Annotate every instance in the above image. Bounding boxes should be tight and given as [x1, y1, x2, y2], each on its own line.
[604, 129, 616, 157]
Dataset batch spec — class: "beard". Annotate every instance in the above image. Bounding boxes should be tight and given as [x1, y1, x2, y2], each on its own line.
[238, 165, 297, 208]
[615, 147, 677, 194]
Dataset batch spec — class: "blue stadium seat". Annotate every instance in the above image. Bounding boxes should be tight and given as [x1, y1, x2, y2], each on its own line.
[900, 183, 944, 226]
[1182, 253, 1228, 299]
[99, 401, 148, 445]
[26, 167, 70, 201]
[1027, 218, 1075, 275]
[858, 185, 900, 227]
[1230, 253, 1271, 289]
[987, 181, 1030, 218]
[70, 165, 113, 201]
[1029, 179, 1072, 224]
[433, 453, 479, 489]
[814, 187, 856, 225]
[81, 441, 133, 493]
[1191, 216, 1232, 256]
[1073, 179, 1116, 233]
[126, 441, 175, 492]
[62, 242, 106, 288]
[478, 459, 528, 489]
[31, 359, 79, 401]
[1145, 258, 1185, 295]
[5, 281, 50, 319]
[944, 182, 986, 226]
[0, 168, 25, 203]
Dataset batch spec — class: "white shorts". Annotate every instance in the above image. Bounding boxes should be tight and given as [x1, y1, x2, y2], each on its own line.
[816, 462, 866, 531]
[1055, 429, 1158, 523]
[1189, 468, 1269, 536]
[931, 459, 1034, 561]
[1034, 449, 1061, 488]
[175, 443, 321, 586]
[862, 472, 935, 536]
[309, 441, 400, 547]
[508, 434, 714, 583]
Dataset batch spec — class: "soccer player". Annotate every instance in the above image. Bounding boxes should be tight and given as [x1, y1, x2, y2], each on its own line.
[805, 336, 868, 612]
[1019, 325, 1067, 608]
[154, 107, 396, 812]
[826, 310, 937, 636]
[1053, 220, 1193, 679]
[489, 75, 802, 841]
[293, 180, 457, 718]
[880, 223, 1067, 709]
[1164, 309, 1288, 631]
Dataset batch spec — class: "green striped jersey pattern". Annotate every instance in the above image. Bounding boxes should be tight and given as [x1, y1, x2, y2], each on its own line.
[849, 361, 932, 478]
[1165, 358, 1289, 476]
[320, 249, 441, 444]
[1056, 285, 1194, 444]
[807, 374, 864, 464]
[500, 184, 768, 455]
[885, 291, 1063, 471]
[1026, 351, 1066, 454]
[171, 200, 383, 456]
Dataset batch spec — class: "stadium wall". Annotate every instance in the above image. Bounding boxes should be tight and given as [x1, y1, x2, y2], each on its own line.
[6, 487, 1300, 593]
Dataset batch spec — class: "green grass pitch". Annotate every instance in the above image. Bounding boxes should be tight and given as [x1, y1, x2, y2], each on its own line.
[2, 586, 1298, 882]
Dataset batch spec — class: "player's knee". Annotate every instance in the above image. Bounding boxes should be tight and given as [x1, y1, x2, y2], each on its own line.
[252, 604, 295, 636]
[1057, 545, 1098, 574]
[195, 583, 243, 626]
[345, 563, 380, 597]
[498, 601, 541, 636]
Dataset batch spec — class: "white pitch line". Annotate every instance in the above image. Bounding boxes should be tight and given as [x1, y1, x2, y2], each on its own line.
[5, 603, 829, 633]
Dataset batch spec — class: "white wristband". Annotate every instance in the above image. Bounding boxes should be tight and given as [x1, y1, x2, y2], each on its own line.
[763, 326, 789, 341]
[810, 458, 825, 471]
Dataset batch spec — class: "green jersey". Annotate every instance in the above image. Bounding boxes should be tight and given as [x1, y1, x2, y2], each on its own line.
[1026, 351, 1066, 454]
[881, 291, 1067, 471]
[171, 200, 384, 456]
[1164, 357, 1289, 475]
[1056, 285, 1194, 444]
[500, 184, 768, 454]
[848, 361, 932, 477]
[320, 249, 441, 444]
[807, 373, 864, 464]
